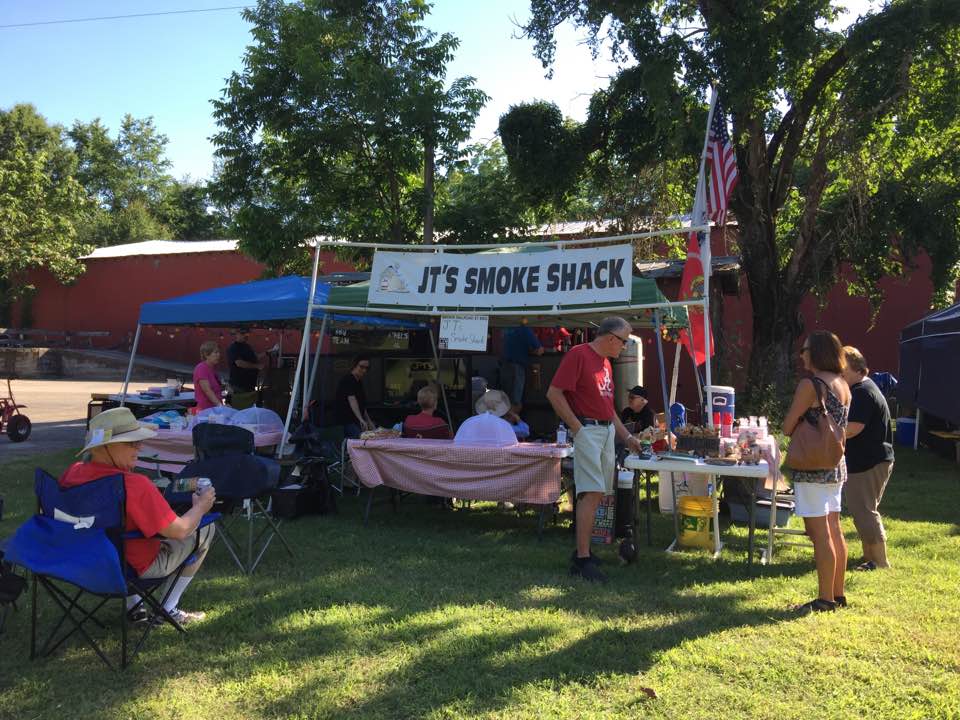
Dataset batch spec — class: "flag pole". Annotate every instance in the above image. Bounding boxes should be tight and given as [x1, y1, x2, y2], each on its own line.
[696, 89, 719, 426]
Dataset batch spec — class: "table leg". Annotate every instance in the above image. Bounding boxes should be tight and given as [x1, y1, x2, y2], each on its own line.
[644, 471, 652, 547]
[748, 476, 758, 572]
[668, 471, 680, 553]
[363, 487, 375, 526]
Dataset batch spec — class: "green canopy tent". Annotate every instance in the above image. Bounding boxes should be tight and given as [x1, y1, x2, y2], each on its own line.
[280, 240, 704, 452]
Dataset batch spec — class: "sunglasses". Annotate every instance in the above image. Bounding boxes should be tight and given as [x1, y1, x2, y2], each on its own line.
[357, 364, 371, 370]
[609, 332, 629, 345]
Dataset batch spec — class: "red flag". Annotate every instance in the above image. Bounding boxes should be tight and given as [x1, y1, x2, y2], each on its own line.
[677, 171, 714, 366]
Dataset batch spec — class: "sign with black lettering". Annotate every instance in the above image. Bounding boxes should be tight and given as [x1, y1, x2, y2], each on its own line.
[438, 315, 488, 351]
[368, 245, 633, 308]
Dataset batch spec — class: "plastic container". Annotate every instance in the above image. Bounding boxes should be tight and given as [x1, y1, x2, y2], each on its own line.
[728, 499, 794, 527]
[678, 495, 714, 549]
[705, 385, 735, 430]
[895, 418, 916, 446]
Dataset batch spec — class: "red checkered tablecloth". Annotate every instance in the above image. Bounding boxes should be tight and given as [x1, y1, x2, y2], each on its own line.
[348, 438, 570, 504]
[137, 427, 283, 474]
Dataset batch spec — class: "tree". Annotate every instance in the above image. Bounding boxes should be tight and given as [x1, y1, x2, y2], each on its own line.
[434, 141, 541, 242]
[68, 114, 177, 245]
[509, 0, 960, 403]
[211, 0, 487, 274]
[155, 181, 231, 240]
[0, 105, 91, 312]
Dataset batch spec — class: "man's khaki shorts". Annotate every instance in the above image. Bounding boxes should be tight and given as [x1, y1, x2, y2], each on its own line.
[573, 424, 616, 496]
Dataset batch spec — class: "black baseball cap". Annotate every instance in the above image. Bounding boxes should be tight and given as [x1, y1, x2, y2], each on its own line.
[628, 385, 648, 398]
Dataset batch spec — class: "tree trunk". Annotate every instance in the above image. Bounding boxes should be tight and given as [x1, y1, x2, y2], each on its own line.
[739, 221, 804, 411]
[423, 141, 435, 244]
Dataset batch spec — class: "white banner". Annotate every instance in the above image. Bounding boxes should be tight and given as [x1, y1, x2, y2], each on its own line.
[438, 315, 489, 351]
[368, 245, 633, 308]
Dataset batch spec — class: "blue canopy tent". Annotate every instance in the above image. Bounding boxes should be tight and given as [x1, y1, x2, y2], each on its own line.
[122, 274, 428, 449]
[898, 303, 960, 446]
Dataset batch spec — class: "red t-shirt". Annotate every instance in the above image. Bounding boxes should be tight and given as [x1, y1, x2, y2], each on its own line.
[549, 343, 615, 421]
[403, 412, 451, 437]
[59, 461, 178, 576]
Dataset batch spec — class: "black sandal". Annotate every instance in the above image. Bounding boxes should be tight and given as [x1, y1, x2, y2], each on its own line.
[834, 595, 848, 608]
[855, 560, 877, 571]
[793, 598, 838, 615]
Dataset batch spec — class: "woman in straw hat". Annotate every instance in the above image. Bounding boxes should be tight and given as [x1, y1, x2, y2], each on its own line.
[62, 407, 216, 625]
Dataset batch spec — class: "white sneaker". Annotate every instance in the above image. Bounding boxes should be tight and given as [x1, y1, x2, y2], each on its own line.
[165, 608, 207, 626]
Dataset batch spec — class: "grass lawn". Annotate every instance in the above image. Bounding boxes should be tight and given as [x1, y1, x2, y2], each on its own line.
[0, 446, 958, 720]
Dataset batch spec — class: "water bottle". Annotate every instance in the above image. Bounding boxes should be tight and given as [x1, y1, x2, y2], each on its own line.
[196, 478, 213, 496]
[557, 422, 568, 446]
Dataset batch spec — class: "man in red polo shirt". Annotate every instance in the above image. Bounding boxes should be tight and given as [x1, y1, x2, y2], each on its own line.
[61, 407, 216, 625]
[547, 317, 643, 583]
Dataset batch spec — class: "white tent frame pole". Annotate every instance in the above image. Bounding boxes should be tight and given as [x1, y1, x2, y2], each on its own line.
[427, 325, 453, 428]
[669, 341, 682, 406]
[310, 225, 709, 252]
[279, 245, 323, 458]
[698, 89, 719, 426]
[310, 297, 706, 319]
[119, 323, 142, 406]
[304, 313, 329, 414]
[653, 311, 671, 431]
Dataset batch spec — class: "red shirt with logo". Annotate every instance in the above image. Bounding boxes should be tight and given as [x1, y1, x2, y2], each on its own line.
[549, 343, 615, 421]
[59, 461, 177, 576]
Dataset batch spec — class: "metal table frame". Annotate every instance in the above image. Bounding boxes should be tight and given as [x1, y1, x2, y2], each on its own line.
[623, 455, 770, 569]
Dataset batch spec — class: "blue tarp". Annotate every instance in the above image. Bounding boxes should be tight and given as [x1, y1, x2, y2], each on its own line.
[139, 276, 425, 329]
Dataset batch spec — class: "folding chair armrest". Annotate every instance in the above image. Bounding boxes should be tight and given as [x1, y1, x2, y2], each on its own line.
[121, 512, 219, 540]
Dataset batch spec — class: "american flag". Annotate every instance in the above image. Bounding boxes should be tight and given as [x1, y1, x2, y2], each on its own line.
[706, 100, 738, 225]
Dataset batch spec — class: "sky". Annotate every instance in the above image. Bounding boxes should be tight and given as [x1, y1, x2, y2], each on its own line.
[0, 0, 623, 181]
[0, 1, 878, 182]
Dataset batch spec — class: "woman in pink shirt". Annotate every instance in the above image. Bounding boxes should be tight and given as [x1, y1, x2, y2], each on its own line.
[193, 341, 223, 411]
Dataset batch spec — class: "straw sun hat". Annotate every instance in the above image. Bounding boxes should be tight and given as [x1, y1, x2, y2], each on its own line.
[79, 407, 158, 456]
[474, 389, 511, 417]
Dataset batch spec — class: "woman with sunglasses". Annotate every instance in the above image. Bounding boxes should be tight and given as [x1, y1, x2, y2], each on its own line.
[783, 330, 851, 614]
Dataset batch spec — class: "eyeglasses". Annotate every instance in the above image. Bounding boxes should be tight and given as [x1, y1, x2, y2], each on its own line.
[800, 345, 810, 354]
[609, 332, 629, 345]
[357, 364, 370, 370]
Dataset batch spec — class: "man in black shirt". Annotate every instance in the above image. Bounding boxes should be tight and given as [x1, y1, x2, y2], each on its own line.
[336, 355, 374, 439]
[620, 385, 656, 432]
[227, 328, 264, 409]
[842, 346, 895, 570]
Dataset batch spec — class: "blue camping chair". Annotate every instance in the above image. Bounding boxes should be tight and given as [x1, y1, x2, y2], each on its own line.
[3, 469, 217, 670]
[173, 423, 289, 574]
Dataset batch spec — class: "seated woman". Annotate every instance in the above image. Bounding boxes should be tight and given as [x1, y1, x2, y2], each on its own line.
[403, 385, 450, 438]
[61, 407, 216, 625]
[454, 389, 518, 447]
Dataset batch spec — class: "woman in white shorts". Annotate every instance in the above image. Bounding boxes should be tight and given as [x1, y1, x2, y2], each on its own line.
[783, 331, 851, 615]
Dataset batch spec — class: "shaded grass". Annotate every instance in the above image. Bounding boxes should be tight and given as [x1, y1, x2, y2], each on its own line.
[0, 447, 958, 719]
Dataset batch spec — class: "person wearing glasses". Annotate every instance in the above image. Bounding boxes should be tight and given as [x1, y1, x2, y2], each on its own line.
[783, 331, 851, 614]
[546, 317, 644, 583]
[336, 355, 375, 439]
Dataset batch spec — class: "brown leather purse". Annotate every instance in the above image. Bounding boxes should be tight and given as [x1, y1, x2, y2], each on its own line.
[784, 379, 846, 471]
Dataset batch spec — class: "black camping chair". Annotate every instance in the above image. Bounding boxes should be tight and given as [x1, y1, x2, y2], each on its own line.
[175, 423, 290, 574]
[291, 404, 353, 494]
[3, 469, 216, 670]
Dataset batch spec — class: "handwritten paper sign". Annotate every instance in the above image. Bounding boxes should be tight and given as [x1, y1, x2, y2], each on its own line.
[438, 315, 489, 351]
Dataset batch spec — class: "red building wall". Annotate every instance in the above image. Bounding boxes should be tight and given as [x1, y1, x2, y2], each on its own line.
[15, 248, 354, 367]
[15, 240, 951, 418]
